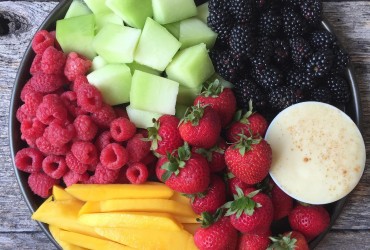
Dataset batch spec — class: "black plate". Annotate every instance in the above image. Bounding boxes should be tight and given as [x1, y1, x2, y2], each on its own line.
[9, 1, 362, 249]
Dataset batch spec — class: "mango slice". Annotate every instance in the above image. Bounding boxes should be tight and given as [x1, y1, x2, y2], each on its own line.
[95, 227, 197, 250]
[59, 229, 133, 250]
[65, 183, 174, 201]
[53, 185, 77, 201]
[78, 212, 183, 231]
[171, 191, 191, 205]
[49, 225, 87, 250]
[79, 198, 198, 217]
[183, 223, 201, 235]
[175, 215, 200, 224]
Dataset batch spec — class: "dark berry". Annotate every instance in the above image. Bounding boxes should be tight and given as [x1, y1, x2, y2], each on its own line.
[286, 70, 317, 91]
[325, 75, 350, 103]
[289, 36, 312, 68]
[300, 0, 322, 26]
[207, 10, 233, 47]
[272, 39, 291, 66]
[229, 0, 254, 23]
[309, 30, 337, 50]
[309, 86, 332, 104]
[257, 9, 282, 37]
[233, 78, 267, 110]
[305, 50, 333, 78]
[332, 46, 350, 73]
[268, 86, 305, 110]
[253, 0, 270, 11]
[282, 6, 307, 38]
[281, 0, 302, 7]
[255, 36, 274, 59]
[208, 0, 230, 12]
[210, 49, 244, 82]
[254, 66, 284, 90]
[229, 24, 256, 58]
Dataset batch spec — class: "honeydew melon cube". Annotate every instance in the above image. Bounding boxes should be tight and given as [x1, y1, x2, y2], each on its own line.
[83, 0, 111, 14]
[91, 56, 107, 71]
[196, 2, 209, 23]
[152, 0, 197, 24]
[127, 62, 161, 76]
[93, 24, 141, 64]
[166, 43, 215, 89]
[94, 12, 123, 32]
[178, 18, 217, 49]
[177, 85, 202, 105]
[126, 105, 162, 129]
[87, 64, 132, 105]
[163, 22, 180, 39]
[56, 14, 96, 59]
[175, 104, 189, 120]
[106, 0, 153, 29]
[65, 0, 92, 19]
[130, 70, 179, 115]
[134, 18, 181, 71]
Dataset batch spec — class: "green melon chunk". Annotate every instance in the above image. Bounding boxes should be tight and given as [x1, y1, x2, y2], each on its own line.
[175, 104, 189, 120]
[166, 43, 215, 89]
[56, 14, 96, 59]
[127, 62, 161, 76]
[93, 24, 141, 64]
[130, 70, 179, 115]
[106, 0, 153, 29]
[163, 22, 180, 39]
[152, 0, 197, 24]
[87, 64, 132, 105]
[65, 0, 92, 19]
[179, 17, 217, 49]
[126, 105, 162, 129]
[196, 2, 209, 23]
[134, 18, 181, 71]
[177, 85, 202, 105]
[95, 12, 123, 32]
[91, 55, 107, 71]
[83, 0, 111, 14]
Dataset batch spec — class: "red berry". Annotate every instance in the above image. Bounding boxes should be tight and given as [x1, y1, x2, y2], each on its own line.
[270, 181, 293, 221]
[16, 105, 32, 123]
[15, 147, 44, 173]
[238, 232, 271, 250]
[71, 141, 98, 165]
[30, 54, 42, 75]
[89, 163, 120, 184]
[72, 75, 89, 93]
[36, 136, 69, 156]
[113, 106, 129, 119]
[41, 46, 66, 75]
[91, 103, 117, 128]
[20, 81, 37, 102]
[73, 114, 98, 141]
[64, 52, 92, 81]
[126, 163, 149, 184]
[42, 155, 68, 179]
[63, 170, 89, 187]
[126, 133, 151, 164]
[76, 83, 103, 113]
[60, 90, 87, 117]
[115, 166, 130, 184]
[110, 117, 136, 142]
[100, 143, 128, 170]
[95, 130, 115, 152]
[28, 172, 59, 198]
[193, 139, 227, 173]
[31, 30, 55, 55]
[228, 175, 253, 196]
[20, 118, 46, 143]
[36, 94, 67, 125]
[30, 73, 65, 93]
[65, 151, 89, 174]
[24, 92, 43, 117]
[44, 120, 76, 147]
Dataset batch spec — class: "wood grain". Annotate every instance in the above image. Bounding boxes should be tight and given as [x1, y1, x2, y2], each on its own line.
[0, 1, 369, 249]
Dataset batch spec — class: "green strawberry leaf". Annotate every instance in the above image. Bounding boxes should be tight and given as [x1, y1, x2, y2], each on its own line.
[160, 171, 172, 182]
[268, 232, 297, 250]
[179, 103, 206, 126]
[200, 79, 224, 97]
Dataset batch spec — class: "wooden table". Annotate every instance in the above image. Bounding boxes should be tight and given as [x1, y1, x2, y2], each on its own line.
[0, 0, 369, 249]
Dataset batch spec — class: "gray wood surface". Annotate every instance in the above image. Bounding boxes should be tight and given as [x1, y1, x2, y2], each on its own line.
[0, 1, 369, 249]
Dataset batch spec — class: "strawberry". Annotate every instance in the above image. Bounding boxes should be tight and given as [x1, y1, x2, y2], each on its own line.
[238, 231, 271, 250]
[194, 210, 238, 250]
[156, 143, 210, 194]
[225, 134, 272, 185]
[194, 80, 237, 127]
[227, 173, 254, 196]
[226, 101, 268, 143]
[270, 181, 293, 221]
[146, 115, 184, 156]
[190, 175, 227, 214]
[288, 204, 330, 241]
[192, 138, 227, 173]
[269, 231, 309, 250]
[224, 187, 273, 234]
[179, 104, 221, 149]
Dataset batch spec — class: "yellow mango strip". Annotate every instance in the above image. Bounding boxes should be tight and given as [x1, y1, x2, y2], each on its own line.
[53, 185, 77, 201]
[59, 229, 134, 250]
[65, 183, 174, 201]
[79, 199, 198, 217]
[183, 223, 201, 235]
[32, 198, 101, 238]
[78, 212, 183, 231]
[171, 191, 191, 205]
[95, 227, 197, 250]
[175, 215, 201, 224]
[49, 225, 88, 250]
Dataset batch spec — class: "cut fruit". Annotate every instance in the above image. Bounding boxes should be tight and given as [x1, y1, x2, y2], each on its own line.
[91, 56, 107, 71]
[127, 62, 160, 76]
[87, 64, 132, 105]
[94, 12, 123, 32]
[53, 185, 77, 201]
[65, 0, 92, 19]
[56, 14, 96, 59]
[178, 17, 217, 49]
[177, 84, 202, 105]
[166, 43, 215, 88]
[130, 70, 179, 115]
[196, 2, 209, 23]
[152, 0, 197, 24]
[106, 0, 153, 29]
[93, 24, 141, 64]
[49, 225, 87, 250]
[134, 17, 181, 71]
[183, 223, 201, 235]
[126, 105, 161, 129]
[83, 0, 111, 14]
[163, 22, 180, 39]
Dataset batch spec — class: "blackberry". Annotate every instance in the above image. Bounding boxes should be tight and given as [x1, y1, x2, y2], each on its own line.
[207, 10, 234, 47]
[286, 70, 317, 91]
[272, 39, 291, 66]
[253, 0, 270, 11]
[309, 86, 332, 104]
[255, 36, 274, 59]
[289, 37, 312, 67]
[268, 86, 305, 110]
[210, 49, 244, 82]
[250, 56, 270, 78]
[229, 0, 254, 23]
[332, 46, 350, 73]
[208, 0, 230, 12]
[300, 0, 322, 26]
[325, 75, 350, 103]
[233, 78, 267, 110]
[257, 9, 282, 37]
[229, 24, 256, 58]
[305, 50, 333, 78]
[282, 6, 307, 38]
[309, 30, 337, 50]
[281, 0, 303, 7]
[254, 66, 284, 90]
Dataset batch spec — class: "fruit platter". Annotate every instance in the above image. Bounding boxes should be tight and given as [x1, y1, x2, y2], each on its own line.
[9, 0, 365, 249]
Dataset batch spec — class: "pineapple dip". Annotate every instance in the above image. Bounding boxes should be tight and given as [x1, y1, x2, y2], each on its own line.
[265, 101, 366, 204]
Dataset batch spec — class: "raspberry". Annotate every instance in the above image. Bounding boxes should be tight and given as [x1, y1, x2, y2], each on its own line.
[126, 133, 151, 164]
[49, 30, 61, 50]
[20, 81, 37, 102]
[71, 75, 89, 92]
[115, 166, 130, 184]
[60, 90, 86, 117]
[16, 104, 32, 123]
[63, 170, 89, 187]
[42, 155, 68, 179]
[77, 83, 103, 113]
[44, 120, 76, 146]
[95, 131, 115, 152]
[31, 30, 55, 55]
[28, 172, 59, 198]
[65, 151, 89, 174]
[91, 104, 117, 128]
[64, 52, 92, 81]
[30, 54, 42, 75]
[114, 106, 129, 119]
[89, 163, 119, 184]
[100, 143, 128, 170]
[36, 136, 69, 155]
[20, 118, 46, 143]
[41, 46, 66, 75]
[36, 94, 67, 125]
[24, 92, 43, 117]
[71, 141, 98, 165]
[126, 163, 148, 184]
[30, 72, 65, 93]
[110, 117, 136, 142]
[15, 147, 44, 173]
[73, 114, 98, 141]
